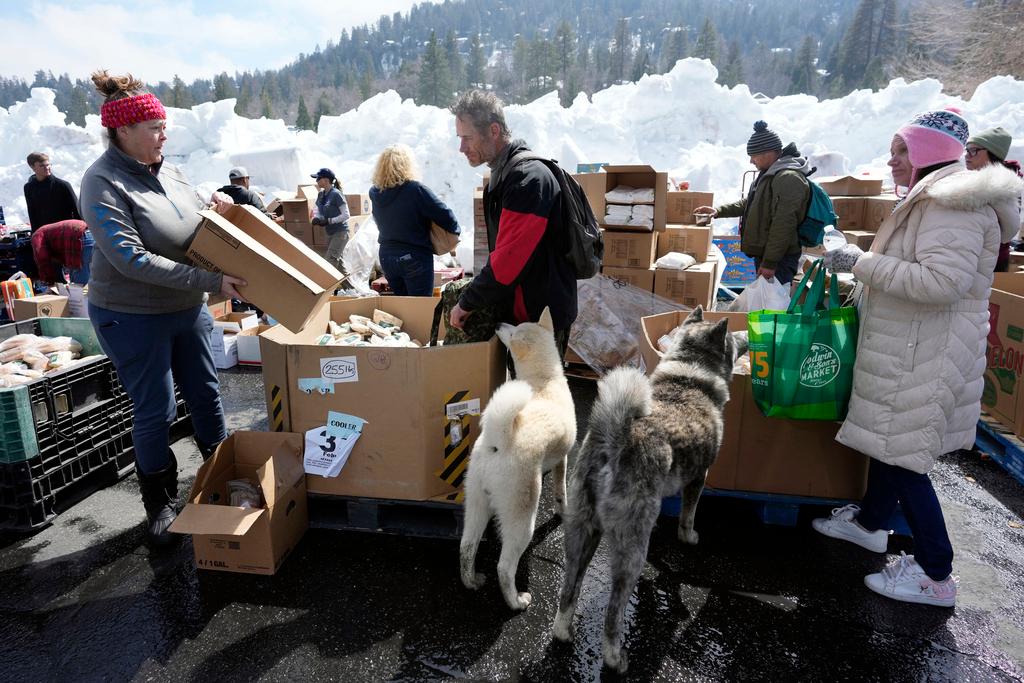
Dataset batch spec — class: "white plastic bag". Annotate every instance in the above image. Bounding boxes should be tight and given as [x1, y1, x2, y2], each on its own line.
[653, 252, 697, 270]
[729, 276, 789, 312]
[341, 216, 380, 293]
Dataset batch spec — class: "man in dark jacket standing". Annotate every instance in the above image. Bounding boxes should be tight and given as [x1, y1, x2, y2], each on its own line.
[696, 121, 811, 285]
[217, 167, 276, 219]
[23, 152, 80, 232]
[450, 90, 577, 357]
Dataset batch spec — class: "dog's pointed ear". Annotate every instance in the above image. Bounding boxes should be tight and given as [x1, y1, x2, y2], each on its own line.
[684, 305, 704, 324]
[710, 317, 730, 347]
[538, 307, 554, 332]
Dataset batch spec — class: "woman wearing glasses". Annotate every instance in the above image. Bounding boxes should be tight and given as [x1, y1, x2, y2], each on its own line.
[965, 127, 1022, 271]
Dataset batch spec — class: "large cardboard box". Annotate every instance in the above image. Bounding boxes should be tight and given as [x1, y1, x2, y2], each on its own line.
[259, 296, 507, 500]
[817, 175, 885, 197]
[640, 311, 869, 498]
[345, 193, 371, 216]
[169, 432, 308, 575]
[653, 261, 717, 309]
[283, 219, 314, 246]
[188, 205, 342, 333]
[214, 311, 258, 333]
[578, 165, 668, 233]
[841, 230, 876, 250]
[863, 195, 899, 231]
[666, 191, 714, 224]
[211, 328, 239, 369]
[601, 265, 656, 291]
[983, 273, 1024, 437]
[280, 198, 312, 224]
[602, 230, 658, 268]
[831, 197, 867, 231]
[657, 225, 712, 261]
[13, 295, 68, 321]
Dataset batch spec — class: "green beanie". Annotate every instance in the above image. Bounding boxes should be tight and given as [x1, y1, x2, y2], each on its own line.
[968, 126, 1012, 161]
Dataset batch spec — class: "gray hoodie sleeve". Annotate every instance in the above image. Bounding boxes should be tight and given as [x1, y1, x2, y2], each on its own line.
[81, 176, 223, 294]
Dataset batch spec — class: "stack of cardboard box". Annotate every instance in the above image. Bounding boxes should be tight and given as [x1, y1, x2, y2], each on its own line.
[280, 185, 374, 254]
[818, 175, 899, 249]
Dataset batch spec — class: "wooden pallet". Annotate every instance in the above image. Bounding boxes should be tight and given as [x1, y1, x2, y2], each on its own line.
[976, 414, 1024, 488]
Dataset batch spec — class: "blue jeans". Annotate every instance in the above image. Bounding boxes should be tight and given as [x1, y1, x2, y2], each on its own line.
[856, 458, 954, 581]
[379, 246, 434, 296]
[89, 303, 226, 474]
[68, 230, 93, 285]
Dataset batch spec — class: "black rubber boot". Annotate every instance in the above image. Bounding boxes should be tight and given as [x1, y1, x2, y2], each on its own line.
[137, 453, 180, 547]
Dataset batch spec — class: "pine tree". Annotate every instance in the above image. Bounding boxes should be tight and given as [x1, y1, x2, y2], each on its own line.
[446, 30, 466, 92]
[213, 73, 236, 101]
[631, 48, 651, 81]
[789, 36, 817, 94]
[260, 88, 273, 118]
[314, 93, 331, 130]
[720, 41, 744, 86]
[555, 21, 576, 87]
[611, 18, 631, 83]
[66, 86, 90, 126]
[832, 0, 878, 93]
[295, 95, 313, 130]
[171, 75, 193, 108]
[360, 70, 374, 100]
[467, 33, 487, 87]
[694, 18, 719, 65]
[418, 30, 452, 107]
[661, 29, 689, 73]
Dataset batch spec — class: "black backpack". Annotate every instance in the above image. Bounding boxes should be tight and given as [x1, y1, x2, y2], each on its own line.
[506, 152, 604, 279]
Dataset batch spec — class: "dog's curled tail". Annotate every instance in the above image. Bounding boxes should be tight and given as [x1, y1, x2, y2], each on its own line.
[590, 366, 652, 449]
[480, 380, 534, 448]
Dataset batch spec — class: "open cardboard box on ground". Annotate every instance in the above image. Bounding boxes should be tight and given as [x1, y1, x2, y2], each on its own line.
[983, 273, 1024, 437]
[169, 431, 308, 575]
[259, 296, 507, 500]
[640, 310, 868, 499]
[187, 204, 342, 333]
[577, 165, 668, 233]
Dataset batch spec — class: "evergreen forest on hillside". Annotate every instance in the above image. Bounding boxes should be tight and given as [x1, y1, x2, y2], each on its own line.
[1, 0, 1020, 129]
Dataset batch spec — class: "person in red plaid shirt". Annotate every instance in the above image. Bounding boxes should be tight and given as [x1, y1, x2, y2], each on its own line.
[30, 219, 92, 284]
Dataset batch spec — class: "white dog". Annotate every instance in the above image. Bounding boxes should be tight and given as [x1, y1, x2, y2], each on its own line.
[459, 308, 576, 610]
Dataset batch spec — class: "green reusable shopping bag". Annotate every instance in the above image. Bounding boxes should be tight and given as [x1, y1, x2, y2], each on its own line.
[747, 259, 858, 420]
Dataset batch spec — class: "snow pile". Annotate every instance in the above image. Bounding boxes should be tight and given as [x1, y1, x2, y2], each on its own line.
[2, 59, 1023, 267]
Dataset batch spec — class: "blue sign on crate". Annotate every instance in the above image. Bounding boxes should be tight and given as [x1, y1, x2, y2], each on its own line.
[714, 235, 757, 286]
[576, 163, 609, 174]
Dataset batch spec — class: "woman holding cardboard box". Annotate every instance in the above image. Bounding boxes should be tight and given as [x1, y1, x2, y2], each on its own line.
[370, 144, 460, 296]
[79, 71, 247, 547]
[813, 110, 1024, 606]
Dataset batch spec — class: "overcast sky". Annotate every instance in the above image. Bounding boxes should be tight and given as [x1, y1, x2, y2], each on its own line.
[2, 0, 435, 83]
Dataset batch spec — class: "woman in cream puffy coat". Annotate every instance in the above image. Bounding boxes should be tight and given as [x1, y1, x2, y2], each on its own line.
[813, 109, 1024, 608]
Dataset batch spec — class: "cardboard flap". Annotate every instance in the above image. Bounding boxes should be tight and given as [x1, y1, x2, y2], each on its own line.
[258, 441, 305, 506]
[169, 503, 266, 536]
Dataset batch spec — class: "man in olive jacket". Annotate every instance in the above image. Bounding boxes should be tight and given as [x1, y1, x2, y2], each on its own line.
[698, 121, 810, 284]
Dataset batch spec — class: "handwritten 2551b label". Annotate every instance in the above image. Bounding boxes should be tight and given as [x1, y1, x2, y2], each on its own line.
[320, 356, 359, 383]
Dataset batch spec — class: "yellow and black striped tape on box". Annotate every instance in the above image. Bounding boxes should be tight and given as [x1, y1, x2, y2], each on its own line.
[436, 390, 471, 503]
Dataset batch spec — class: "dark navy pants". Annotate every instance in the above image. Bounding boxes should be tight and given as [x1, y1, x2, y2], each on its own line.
[379, 245, 434, 296]
[856, 458, 954, 581]
[89, 302, 226, 475]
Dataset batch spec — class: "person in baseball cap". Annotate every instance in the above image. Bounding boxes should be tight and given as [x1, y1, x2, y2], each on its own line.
[311, 167, 336, 181]
[218, 166, 275, 218]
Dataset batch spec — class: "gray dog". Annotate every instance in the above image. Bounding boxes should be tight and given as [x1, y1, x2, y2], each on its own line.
[552, 306, 747, 673]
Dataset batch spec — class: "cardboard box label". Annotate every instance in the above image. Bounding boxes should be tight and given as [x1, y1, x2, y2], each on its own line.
[446, 397, 481, 418]
[320, 356, 359, 383]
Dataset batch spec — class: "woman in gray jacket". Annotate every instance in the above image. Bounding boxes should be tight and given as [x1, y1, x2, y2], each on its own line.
[813, 110, 1023, 607]
[79, 71, 245, 546]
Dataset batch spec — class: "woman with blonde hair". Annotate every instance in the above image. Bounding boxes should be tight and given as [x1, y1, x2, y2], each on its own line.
[370, 144, 459, 295]
[79, 70, 245, 547]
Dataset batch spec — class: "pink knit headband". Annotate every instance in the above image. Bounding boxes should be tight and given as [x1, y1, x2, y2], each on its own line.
[100, 93, 167, 129]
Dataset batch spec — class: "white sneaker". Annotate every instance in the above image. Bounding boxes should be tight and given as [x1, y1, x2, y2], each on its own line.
[811, 504, 889, 553]
[864, 552, 957, 607]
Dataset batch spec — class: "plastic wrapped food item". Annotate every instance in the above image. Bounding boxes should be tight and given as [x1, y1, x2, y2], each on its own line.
[20, 349, 49, 372]
[45, 351, 79, 369]
[349, 315, 371, 335]
[372, 310, 403, 330]
[35, 336, 83, 354]
[0, 334, 41, 353]
[227, 478, 263, 509]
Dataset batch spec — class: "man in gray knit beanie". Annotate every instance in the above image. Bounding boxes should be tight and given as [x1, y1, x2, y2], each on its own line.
[696, 120, 811, 284]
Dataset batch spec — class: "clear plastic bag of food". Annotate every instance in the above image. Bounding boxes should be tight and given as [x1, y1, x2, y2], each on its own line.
[227, 478, 263, 509]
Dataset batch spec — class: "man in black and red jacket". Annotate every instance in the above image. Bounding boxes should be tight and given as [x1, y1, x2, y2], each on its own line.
[450, 90, 577, 357]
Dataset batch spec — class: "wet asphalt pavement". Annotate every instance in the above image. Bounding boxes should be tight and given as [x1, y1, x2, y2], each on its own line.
[2, 367, 1024, 682]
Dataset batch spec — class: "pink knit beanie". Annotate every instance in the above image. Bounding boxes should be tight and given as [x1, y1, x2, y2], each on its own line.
[896, 109, 969, 171]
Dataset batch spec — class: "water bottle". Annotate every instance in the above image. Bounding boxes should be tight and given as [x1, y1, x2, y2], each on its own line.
[822, 227, 847, 251]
